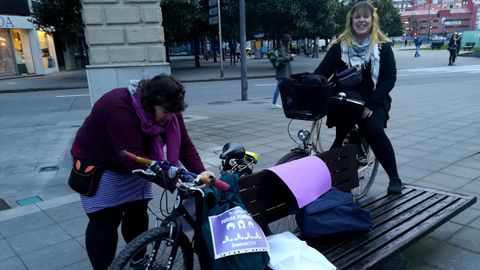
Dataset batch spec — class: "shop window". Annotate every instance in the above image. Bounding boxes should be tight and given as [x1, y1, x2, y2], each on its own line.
[11, 29, 30, 74]
[37, 31, 56, 69]
[0, 29, 16, 77]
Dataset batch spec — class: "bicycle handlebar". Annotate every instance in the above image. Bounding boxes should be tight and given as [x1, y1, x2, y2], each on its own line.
[121, 150, 230, 191]
[329, 92, 365, 106]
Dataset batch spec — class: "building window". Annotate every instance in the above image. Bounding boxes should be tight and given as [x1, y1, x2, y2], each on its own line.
[37, 31, 55, 69]
[0, 29, 16, 77]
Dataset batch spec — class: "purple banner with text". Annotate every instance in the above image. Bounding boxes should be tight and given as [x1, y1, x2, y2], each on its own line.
[208, 206, 269, 259]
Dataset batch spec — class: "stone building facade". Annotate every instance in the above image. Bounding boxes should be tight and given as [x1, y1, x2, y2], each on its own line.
[81, 0, 170, 104]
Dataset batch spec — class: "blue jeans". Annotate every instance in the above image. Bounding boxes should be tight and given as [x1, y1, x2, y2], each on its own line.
[272, 84, 280, 104]
[415, 45, 420, 57]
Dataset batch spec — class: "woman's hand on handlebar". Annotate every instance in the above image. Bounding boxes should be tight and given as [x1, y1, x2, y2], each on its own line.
[361, 107, 373, 119]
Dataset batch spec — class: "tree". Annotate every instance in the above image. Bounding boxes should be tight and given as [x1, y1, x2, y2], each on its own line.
[375, 0, 403, 37]
[160, 0, 203, 62]
[30, 0, 83, 34]
[30, 0, 86, 70]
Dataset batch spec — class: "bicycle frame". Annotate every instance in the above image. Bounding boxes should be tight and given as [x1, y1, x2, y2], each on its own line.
[110, 145, 258, 270]
[147, 189, 200, 269]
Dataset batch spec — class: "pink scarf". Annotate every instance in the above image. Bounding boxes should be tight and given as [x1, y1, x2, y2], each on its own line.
[132, 91, 181, 165]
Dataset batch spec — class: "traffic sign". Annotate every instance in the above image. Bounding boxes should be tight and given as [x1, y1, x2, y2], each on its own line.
[209, 16, 219, 25]
[209, 7, 218, 16]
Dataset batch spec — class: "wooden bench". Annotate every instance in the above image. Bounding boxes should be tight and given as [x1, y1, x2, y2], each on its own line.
[463, 42, 475, 51]
[238, 145, 477, 270]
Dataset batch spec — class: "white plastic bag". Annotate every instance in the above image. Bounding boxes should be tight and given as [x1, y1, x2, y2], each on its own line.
[267, 231, 336, 270]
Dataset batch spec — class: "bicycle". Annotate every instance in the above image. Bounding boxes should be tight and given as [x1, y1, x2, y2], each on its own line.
[277, 76, 379, 201]
[108, 143, 258, 270]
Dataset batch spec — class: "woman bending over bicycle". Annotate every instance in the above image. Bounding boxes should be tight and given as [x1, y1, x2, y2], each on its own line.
[313, 1, 402, 195]
[70, 74, 213, 270]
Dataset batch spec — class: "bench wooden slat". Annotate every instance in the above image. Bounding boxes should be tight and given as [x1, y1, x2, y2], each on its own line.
[323, 185, 476, 270]
[321, 193, 448, 259]
[331, 196, 459, 269]
[317, 189, 440, 253]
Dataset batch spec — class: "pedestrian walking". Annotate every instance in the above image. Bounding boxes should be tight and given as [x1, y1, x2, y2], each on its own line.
[448, 34, 458, 66]
[271, 34, 293, 108]
[70, 74, 213, 269]
[414, 36, 422, 57]
[313, 1, 403, 194]
[404, 37, 408, 47]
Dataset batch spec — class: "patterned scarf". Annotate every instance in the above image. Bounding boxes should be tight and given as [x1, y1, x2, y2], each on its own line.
[341, 35, 380, 89]
[128, 80, 181, 165]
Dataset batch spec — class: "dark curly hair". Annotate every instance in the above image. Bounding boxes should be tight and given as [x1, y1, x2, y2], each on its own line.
[139, 74, 187, 114]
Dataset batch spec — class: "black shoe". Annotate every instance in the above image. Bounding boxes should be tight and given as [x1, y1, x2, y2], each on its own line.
[387, 177, 403, 195]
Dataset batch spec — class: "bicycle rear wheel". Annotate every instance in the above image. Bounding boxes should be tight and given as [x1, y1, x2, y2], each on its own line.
[108, 227, 193, 270]
[351, 140, 379, 200]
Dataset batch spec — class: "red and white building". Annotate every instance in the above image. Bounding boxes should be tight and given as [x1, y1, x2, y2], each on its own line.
[401, 0, 480, 37]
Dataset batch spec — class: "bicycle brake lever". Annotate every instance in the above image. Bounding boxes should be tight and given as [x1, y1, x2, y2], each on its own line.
[132, 169, 156, 177]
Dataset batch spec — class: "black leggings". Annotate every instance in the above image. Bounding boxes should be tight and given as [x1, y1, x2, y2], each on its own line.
[330, 91, 400, 180]
[85, 199, 149, 270]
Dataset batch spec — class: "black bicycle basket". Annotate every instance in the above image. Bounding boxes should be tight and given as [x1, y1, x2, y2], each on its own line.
[279, 73, 332, 121]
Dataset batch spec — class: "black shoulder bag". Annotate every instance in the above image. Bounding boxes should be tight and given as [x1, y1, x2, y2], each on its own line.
[68, 159, 104, 196]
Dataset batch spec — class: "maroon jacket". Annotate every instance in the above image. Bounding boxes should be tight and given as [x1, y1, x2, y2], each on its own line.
[71, 88, 205, 174]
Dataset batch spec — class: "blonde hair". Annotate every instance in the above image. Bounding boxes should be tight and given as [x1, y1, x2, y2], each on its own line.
[330, 1, 390, 48]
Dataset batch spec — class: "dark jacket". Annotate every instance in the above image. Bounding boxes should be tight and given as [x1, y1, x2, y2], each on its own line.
[313, 42, 397, 127]
[275, 46, 293, 79]
[71, 88, 205, 174]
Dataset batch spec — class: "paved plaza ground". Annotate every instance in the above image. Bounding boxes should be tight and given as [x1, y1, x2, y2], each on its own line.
[0, 46, 479, 269]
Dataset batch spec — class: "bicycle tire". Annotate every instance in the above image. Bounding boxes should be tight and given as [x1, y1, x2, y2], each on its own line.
[351, 141, 379, 200]
[108, 227, 194, 270]
[269, 151, 309, 235]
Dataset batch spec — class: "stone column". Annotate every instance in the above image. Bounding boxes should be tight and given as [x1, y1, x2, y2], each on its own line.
[81, 0, 170, 104]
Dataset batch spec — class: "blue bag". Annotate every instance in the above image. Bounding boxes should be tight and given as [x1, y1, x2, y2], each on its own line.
[295, 187, 372, 238]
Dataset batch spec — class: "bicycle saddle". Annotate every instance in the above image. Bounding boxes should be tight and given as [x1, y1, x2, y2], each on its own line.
[219, 142, 246, 160]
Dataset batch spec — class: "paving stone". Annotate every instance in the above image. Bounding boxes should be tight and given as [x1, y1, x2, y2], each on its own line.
[58, 259, 92, 270]
[6, 223, 71, 255]
[403, 237, 441, 259]
[0, 211, 54, 237]
[43, 202, 85, 223]
[459, 180, 480, 195]
[440, 164, 480, 179]
[447, 226, 480, 253]
[20, 240, 87, 270]
[428, 221, 464, 241]
[0, 238, 15, 261]
[0, 256, 27, 270]
[405, 260, 438, 270]
[421, 172, 471, 189]
[398, 165, 433, 180]
[450, 207, 480, 225]
[468, 215, 480, 230]
[404, 158, 449, 171]
[58, 215, 88, 238]
[417, 242, 480, 270]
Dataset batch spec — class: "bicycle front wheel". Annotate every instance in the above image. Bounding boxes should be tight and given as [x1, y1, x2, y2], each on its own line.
[108, 227, 194, 270]
[351, 142, 379, 200]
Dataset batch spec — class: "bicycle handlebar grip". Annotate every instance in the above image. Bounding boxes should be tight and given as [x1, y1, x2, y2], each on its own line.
[199, 176, 230, 191]
[121, 150, 154, 166]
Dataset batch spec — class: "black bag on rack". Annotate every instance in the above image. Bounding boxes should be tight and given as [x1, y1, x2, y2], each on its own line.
[278, 73, 332, 121]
